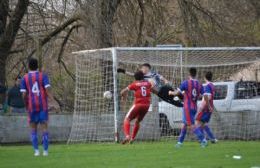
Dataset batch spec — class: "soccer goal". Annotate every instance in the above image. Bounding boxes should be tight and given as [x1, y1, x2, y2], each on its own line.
[68, 47, 260, 144]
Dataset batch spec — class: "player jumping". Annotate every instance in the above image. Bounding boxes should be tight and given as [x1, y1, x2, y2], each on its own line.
[169, 68, 207, 147]
[196, 71, 217, 143]
[20, 58, 54, 156]
[120, 71, 153, 144]
[118, 63, 183, 107]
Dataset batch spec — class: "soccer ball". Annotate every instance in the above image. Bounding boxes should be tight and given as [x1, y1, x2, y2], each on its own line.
[103, 91, 113, 99]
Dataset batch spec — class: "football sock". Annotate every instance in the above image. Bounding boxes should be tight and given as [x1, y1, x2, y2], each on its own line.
[123, 119, 130, 139]
[204, 125, 215, 140]
[42, 131, 49, 151]
[200, 126, 205, 137]
[178, 125, 187, 143]
[193, 127, 205, 142]
[131, 122, 140, 140]
[31, 129, 38, 150]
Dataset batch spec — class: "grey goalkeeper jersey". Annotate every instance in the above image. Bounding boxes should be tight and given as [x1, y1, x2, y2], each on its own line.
[144, 71, 163, 90]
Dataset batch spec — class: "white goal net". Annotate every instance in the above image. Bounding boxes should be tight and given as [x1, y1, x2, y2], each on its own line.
[68, 47, 260, 143]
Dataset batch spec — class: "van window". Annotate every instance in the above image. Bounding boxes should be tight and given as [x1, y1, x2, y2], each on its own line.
[214, 85, 227, 100]
[235, 82, 258, 99]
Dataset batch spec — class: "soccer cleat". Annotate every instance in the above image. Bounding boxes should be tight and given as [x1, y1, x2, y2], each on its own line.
[129, 139, 135, 144]
[121, 138, 130, 145]
[34, 150, 40, 156]
[200, 140, 208, 148]
[43, 150, 48, 156]
[175, 142, 183, 148]
[211, 139, 218, 144]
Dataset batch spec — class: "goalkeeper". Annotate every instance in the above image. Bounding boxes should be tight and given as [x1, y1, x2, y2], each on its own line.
[117, 63, 183, 107]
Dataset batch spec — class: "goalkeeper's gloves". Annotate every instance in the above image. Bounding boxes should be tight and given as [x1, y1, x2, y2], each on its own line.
[117, 68, 126, 74]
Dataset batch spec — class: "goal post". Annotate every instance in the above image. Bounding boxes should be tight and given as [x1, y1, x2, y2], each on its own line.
[111, 48, 119, 142]
[68, 47, 260, 144]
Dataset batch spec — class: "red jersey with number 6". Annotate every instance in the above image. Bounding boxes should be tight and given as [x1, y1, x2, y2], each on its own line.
[127, 80, 152, 105]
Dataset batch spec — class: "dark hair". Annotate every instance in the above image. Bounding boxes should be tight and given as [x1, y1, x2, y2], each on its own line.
[205, 71, 213, 81]
[141, 63, 151, 69]
[134, 71, 144, 80]
[189, 68, 197, 77]
[28, 58, 38, 71]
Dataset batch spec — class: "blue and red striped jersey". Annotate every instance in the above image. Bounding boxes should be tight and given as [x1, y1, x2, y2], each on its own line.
[202, 82, 215, 112]
[179, 79, 204, 111]
[20, 71, 50, 113]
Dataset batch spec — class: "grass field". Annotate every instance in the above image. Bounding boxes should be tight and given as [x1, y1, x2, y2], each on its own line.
[0, 141, 260, 168]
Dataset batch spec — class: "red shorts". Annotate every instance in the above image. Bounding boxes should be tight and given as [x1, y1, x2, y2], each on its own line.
[125, 104, 150, 122]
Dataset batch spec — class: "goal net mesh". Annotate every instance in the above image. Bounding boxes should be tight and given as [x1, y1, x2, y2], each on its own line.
[68, 47, 260, 143]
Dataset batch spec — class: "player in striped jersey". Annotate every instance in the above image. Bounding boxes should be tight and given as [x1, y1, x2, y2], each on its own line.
[20, 58, 54, 156]
[169, 68, 207, 147]
[117, 63, 183, 107]
[196, 72, 217, 143]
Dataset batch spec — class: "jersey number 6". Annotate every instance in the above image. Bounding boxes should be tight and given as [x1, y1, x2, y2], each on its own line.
[141, 86, 147, 97]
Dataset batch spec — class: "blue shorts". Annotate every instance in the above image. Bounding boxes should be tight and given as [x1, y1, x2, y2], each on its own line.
[196, 111, 212, 123]
[28, 111, 48, 124]
[182, 108, 196, 125]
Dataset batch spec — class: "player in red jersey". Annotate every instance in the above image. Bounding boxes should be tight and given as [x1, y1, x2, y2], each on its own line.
[120, 71, 153, 144]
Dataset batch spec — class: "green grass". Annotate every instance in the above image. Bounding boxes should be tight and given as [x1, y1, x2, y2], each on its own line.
[0, 141, 260, 168]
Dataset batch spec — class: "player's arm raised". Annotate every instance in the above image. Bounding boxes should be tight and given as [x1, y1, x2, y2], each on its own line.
[120, 87, 129, 102]
[117, 68, 134, 76]
[168, 89, 181, 96]
[169, 80, 186, 96]
[160, 75, 169, 84]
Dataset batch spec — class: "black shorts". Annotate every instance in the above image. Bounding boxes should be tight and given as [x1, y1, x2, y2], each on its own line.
[157, 85, 183, 107]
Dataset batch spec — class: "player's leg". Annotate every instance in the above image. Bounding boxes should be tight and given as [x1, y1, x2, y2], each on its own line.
[196, 111, 205, 137]
[203, 123, 217, 143]
[122, 105, 137, 144]
[130, 105, 149, 143]
[176, 124, 187, 147]
[192, 110, 207, 147]
[176, 108, 188, 147]
[157, 85, 183, 107]
[40, 122, 49, 156]
[201, 113, 217, 143]
[30, 123, 40, 156]
[130, 120, 140, 144]
[39, 111, 49, 156]
[29, 112, 40, 156]
[193, 123, 207, 147]
[196, 112, 216, 142]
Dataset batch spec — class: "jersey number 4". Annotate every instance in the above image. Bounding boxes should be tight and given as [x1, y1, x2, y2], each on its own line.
[32, 82, 40, 96]
[141, 86, 147, 97]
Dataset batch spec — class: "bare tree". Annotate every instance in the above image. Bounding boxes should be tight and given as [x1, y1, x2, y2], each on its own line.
[0, 0, 29, 85]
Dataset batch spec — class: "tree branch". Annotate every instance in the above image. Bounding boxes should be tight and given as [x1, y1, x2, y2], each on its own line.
[57, 25, 82, 81]
[136, 0, 145, 46]
[25, 14, 80, 60]
[0, 0, 29, 58]
[0, 0, 9, 37]
[40, 14, 81, 46]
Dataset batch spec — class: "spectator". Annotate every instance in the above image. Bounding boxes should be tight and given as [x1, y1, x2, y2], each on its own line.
[7, 77, 26, 113]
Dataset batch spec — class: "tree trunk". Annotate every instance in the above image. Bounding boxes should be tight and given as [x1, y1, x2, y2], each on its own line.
[98, 0, 121, 48]
[92, 0, 121, 91]
[0, 55, 6, 85]
[0, 0, 29, 104]
[0, 56, 7, 105]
